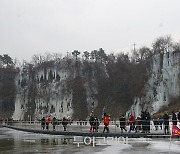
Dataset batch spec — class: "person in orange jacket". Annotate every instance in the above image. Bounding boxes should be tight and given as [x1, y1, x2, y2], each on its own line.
[103, 113, 110, 133]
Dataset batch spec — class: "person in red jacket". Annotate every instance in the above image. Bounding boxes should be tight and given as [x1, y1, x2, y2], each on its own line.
[103, 113, 110, 133]
[45, 115, 51, 130]
[129, 113, 135, 132]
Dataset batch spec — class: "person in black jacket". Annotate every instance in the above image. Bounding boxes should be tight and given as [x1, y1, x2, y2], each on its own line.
[146, 112, 151, 133]
[178, 110, 180, 122]
[62, 117, 68, 131]
[172, 111, 177, 125]
[89, 114, 95, 132]
[41, 117, 46, 130]
[158, 115, 163, 130]
[141, 111, 146, 133]
[119, 114, 127, 133]
[52, 117, 57, 131]
[163, 112, 169, 134]
[93, 117, 100, 132]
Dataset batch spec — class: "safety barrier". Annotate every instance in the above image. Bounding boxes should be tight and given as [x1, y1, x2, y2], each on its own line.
[3, 120, 180, 134]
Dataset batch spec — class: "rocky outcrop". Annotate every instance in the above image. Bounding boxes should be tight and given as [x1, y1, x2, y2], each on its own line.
[129, 51, 180, 116]
[9, 51, 180, 120]
[12, 60, 104, 120]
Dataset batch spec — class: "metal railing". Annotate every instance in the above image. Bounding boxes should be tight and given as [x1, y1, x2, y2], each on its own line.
[3, 120, 180, 134]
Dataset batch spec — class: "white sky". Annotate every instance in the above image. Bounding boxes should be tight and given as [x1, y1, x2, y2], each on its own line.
[0, 0, 180, 62]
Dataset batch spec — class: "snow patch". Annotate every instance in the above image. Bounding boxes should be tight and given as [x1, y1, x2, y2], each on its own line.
[148, 140, 180, 153]
[95, 140, 132, 154]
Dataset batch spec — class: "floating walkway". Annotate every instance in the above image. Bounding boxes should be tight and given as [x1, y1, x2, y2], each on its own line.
[4, 125, 179, 139]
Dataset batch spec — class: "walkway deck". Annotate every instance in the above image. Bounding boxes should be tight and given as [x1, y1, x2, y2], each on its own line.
[4, 125, 178, 139]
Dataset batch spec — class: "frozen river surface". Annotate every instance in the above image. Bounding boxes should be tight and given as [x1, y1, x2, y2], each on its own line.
[0, 127, 180, 154]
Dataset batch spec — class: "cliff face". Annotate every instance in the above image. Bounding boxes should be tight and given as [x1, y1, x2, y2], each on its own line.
[0, 68, 17, 118]
[130, 51, 180, 116]
[10, 51, 180, 120]
[12, 59, 104, 120]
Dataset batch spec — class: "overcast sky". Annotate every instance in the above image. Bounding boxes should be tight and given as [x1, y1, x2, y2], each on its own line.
[0, 0, 180, 62]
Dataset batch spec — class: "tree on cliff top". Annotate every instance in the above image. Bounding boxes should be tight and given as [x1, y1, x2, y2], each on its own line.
[0, 54, 14, 68]
[152, 35, 173, 54]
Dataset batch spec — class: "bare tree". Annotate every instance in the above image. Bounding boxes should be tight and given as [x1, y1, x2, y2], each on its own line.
[139, 46, 152, 61]
[44, 52, 53, 61]
[32, 54, 45, 65]
[83, 51, 90, 61]
[72, 50, 81, 60]
[98, 48, 107, 63]
[173, 42, 180, 52]
[107, 53, 116, 63]
[152, 35, 173, 54]
[91, 50, 99, 61]
[52, 53, 62, 62]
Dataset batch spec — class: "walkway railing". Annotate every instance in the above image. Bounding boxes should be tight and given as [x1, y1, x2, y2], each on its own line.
[3, 120, 180, 134]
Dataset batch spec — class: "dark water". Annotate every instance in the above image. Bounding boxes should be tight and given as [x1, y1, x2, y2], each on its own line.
[0, 127, 180, 154]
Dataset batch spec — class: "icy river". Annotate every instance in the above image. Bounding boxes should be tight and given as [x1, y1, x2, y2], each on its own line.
[0, 127, 180, 154]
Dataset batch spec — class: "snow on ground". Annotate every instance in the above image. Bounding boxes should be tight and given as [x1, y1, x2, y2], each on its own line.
[148, 140, 180, 153]
[0, 127, 61, 138]
[94, 138, 180, 154]
[95, 140, 132, 154]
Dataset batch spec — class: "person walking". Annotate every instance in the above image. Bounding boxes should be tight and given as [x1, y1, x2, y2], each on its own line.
[178, 110, 180, 122]
[172, 111, 177, 125]
[89, 114, 95, 132]
[103, 113, 110, 133]
[141, 111, 146, 133]
[146, 111, 151, 133]
[178, 111, 180, 127]
[52, 116, 57, 131]
[135, 115, 141, 133]
[119, 114, 127, 133]
[163, 112, 169, 134]
[128, 113, 135, 132]
[153, 118, 159, 131]
[158, 115, 163, 130]
[41, 117, 46, 130]
[45, 115, 51, 130]
[93, 117, 100, 132]
[62, 117, 68, 131]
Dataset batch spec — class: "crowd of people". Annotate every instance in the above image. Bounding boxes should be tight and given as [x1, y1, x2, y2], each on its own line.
[118, 110, 180, 134]
[1, 109, 180, 134]
[89, 113, 100, 132]
[88, 110, 180, 134]
[1, 108, 180, 134]
[88, 112, 110, 133]
[41, 115, 69, 131]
